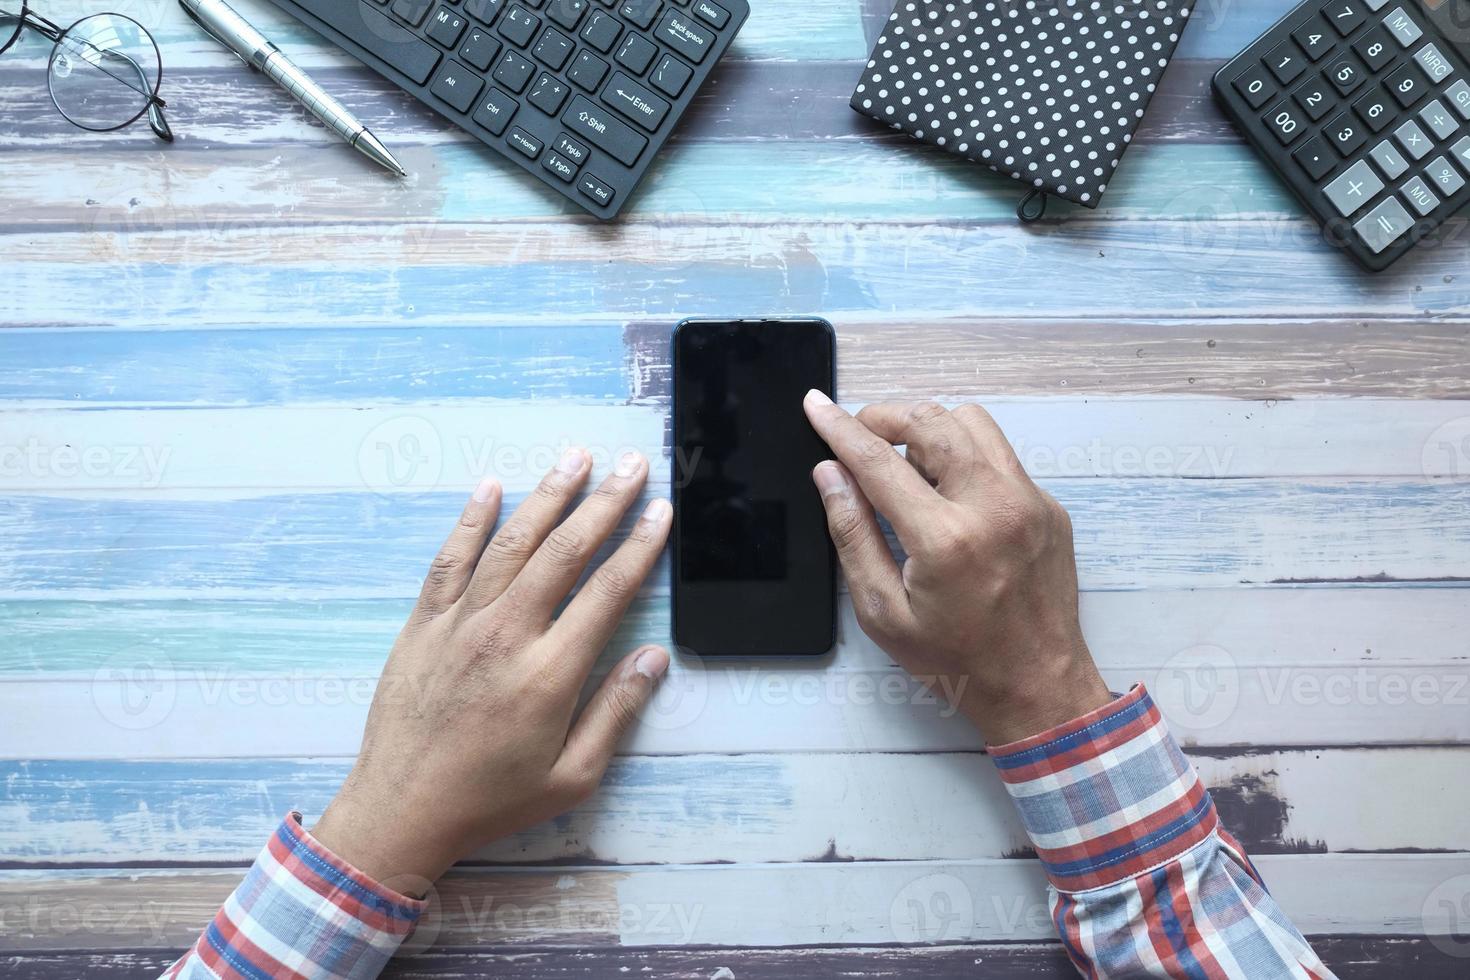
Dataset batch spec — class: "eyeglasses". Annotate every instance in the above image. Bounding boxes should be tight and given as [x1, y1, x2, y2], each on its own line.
[0, 0, 172, 140]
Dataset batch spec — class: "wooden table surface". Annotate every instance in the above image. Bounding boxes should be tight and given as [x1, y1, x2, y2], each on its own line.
[3, 0, 1470, 975]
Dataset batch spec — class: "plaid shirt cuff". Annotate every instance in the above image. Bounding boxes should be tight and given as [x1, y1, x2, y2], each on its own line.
[988, 684, 1218, 894]
[162, 812, 427, 980]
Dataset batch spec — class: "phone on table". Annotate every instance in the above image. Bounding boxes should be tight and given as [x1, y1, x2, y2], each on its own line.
[671, 317, 837, 658]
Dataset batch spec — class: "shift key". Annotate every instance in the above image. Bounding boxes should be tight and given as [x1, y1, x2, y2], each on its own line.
[563, 95, 648, 165]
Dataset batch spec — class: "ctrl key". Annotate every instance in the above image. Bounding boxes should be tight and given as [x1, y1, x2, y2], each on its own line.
[578, 172, 615, 207]
[1352, 196, 1413, 253]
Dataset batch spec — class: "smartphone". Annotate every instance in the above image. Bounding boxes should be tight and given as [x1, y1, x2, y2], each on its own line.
[671, 317, 836, 657]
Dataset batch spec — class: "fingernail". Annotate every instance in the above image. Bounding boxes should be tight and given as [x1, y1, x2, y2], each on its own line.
[557, 448, 586, 474]
[615, 450, 644, 478]
[812, 461, 849, 497]
[634, 646, 670, 680]
[472, 477, 499, 503]
[805, 388, 833, 407]
[641, 497, 672, 523]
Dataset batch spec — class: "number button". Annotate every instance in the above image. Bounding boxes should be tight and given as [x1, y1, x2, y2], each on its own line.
[1353, 85, 1395, 132]
[1292, 16, 1335, 60]
[1263, 101, 1307, 143]
[1325, 110, 1369, 155]
[1327, 0, 1365, 35]
[1386, 61, 1427, 107]
[1327, 55, 1366, 95]
[1266, 41, 1306, 84]
[1352, 26, 1395, 72]
[1293, 135, 1337, 179]
[1293, 78, 1335, 120]
[1233, 63, 1278, 109]
[1323, 158, 1386, 216]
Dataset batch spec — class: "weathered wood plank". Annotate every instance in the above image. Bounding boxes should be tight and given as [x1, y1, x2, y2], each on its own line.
[5, 481, 1469, 598]
[6, 938, 1469, 980]
[8, 399, 1470, 496]
[1, 855, 1464, 948]
[9, 221, 1470, 327]
[4, 319, 1466, 403]
[1, 748, 1464, 866]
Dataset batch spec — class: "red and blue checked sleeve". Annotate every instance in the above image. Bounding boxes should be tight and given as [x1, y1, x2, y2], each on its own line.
[989, 684, 1336, 979]
[159, 812, 426, 980]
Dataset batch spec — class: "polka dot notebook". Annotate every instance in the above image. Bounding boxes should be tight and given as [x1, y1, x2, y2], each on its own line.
[851, 0, 1192, 208]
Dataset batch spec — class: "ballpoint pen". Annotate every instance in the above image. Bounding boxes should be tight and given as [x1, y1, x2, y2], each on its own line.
[178, 0, 407, 176]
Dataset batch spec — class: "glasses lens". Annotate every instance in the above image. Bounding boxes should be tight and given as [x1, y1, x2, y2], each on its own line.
[0, 0, 25, 56]
[48, 13, 160, 131]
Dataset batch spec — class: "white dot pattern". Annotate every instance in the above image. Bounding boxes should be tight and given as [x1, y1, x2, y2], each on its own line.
[852, 0, 1191, 207]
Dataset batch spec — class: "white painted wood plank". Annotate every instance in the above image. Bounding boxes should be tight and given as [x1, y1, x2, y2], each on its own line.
[5, 399, 1470, 494]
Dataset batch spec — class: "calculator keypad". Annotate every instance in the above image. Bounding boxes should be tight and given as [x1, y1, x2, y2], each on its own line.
[1218, 0, 1470, 267]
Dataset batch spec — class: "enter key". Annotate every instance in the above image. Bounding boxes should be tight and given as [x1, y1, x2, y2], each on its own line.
[602, 72, 671, 131]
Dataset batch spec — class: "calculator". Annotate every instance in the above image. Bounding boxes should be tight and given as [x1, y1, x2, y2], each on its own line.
[1214, 0, 1470, 270]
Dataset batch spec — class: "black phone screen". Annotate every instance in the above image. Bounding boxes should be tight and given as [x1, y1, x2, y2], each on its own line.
[671, 318, 836, 657]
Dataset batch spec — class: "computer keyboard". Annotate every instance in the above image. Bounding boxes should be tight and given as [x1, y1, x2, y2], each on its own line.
[268, 0, 748, 217]
[1214, 0, 1470, 270]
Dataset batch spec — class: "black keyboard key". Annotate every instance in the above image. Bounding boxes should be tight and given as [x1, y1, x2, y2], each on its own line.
[1324, 110, 1369, 154]
[1386, 60, 1427, 106]
[554, 132, 590, 163]
[529, 71, 572, 113]
[493, 48, 536, 90]
[603, 70, 670, 129]
[426, 5, 469, 47]
[580, 9, 621, 52]
[568, 50, 610, 89]
[391, 0, 432, 26]
[545, 0, 587, 29]
[1263, 100, 1307, 143]
[656, 9, 712, 63]
[619, 0, 660, 28]
[543, 151, 578, 181]
[463, 0, 502, 23]
[507, 126, 544, 158]
[1354, 84, 1395, 130]
[460, 26, 501, 69]
[472, 86, 518, 133]
[1265, 40, 1305, 84]
[291, 0, 440, 84]
[1353, 26, 1394, 71]
[563, 94, 648, 163]
[500, 3, 539, 45]
[1293, 135, 1336, 179]
[1293, 77, 1334, 119]
[532, 26, 574, 67]
[650, 53, 692, 96]
[1232, 63, 1277, 108]
[615, 33, 657, 73]
[430, 58, 482, 110]
[1291, 16, 1334, 61]
[578, 171, 615, 206]
[1326, 53, 1366, 94]
[692, 0, 727, 27]
[1323, 0, 1365, 36]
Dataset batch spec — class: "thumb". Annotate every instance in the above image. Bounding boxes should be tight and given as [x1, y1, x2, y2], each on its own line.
[556, 645, 668, 787]
[812, 461, 912, 638]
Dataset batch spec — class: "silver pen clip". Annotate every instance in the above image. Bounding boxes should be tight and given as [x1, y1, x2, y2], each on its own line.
[179, 1, 256, 71]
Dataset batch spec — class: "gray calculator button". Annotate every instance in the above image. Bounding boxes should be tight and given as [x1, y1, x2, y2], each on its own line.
[1414, 42, 1455, 83]
[1371, 138, 1410, 178]
[1383, 7, 1423, 47]
[1324, 159, 1387, 215]
[1420, 98, 1460, 139]
[1400, 174, 1440, 214]
[1451, 135, 1470, 171]
[1353, 197, 1414, 253]
[1446, 80, 1470, 120]
[1425, 154, 1466, 194]
[1364, 0, 1389, 10]
[1395, 118, 1434, 158]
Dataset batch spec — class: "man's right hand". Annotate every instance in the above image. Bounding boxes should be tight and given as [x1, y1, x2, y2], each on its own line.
[802, 392, 1112, 745]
